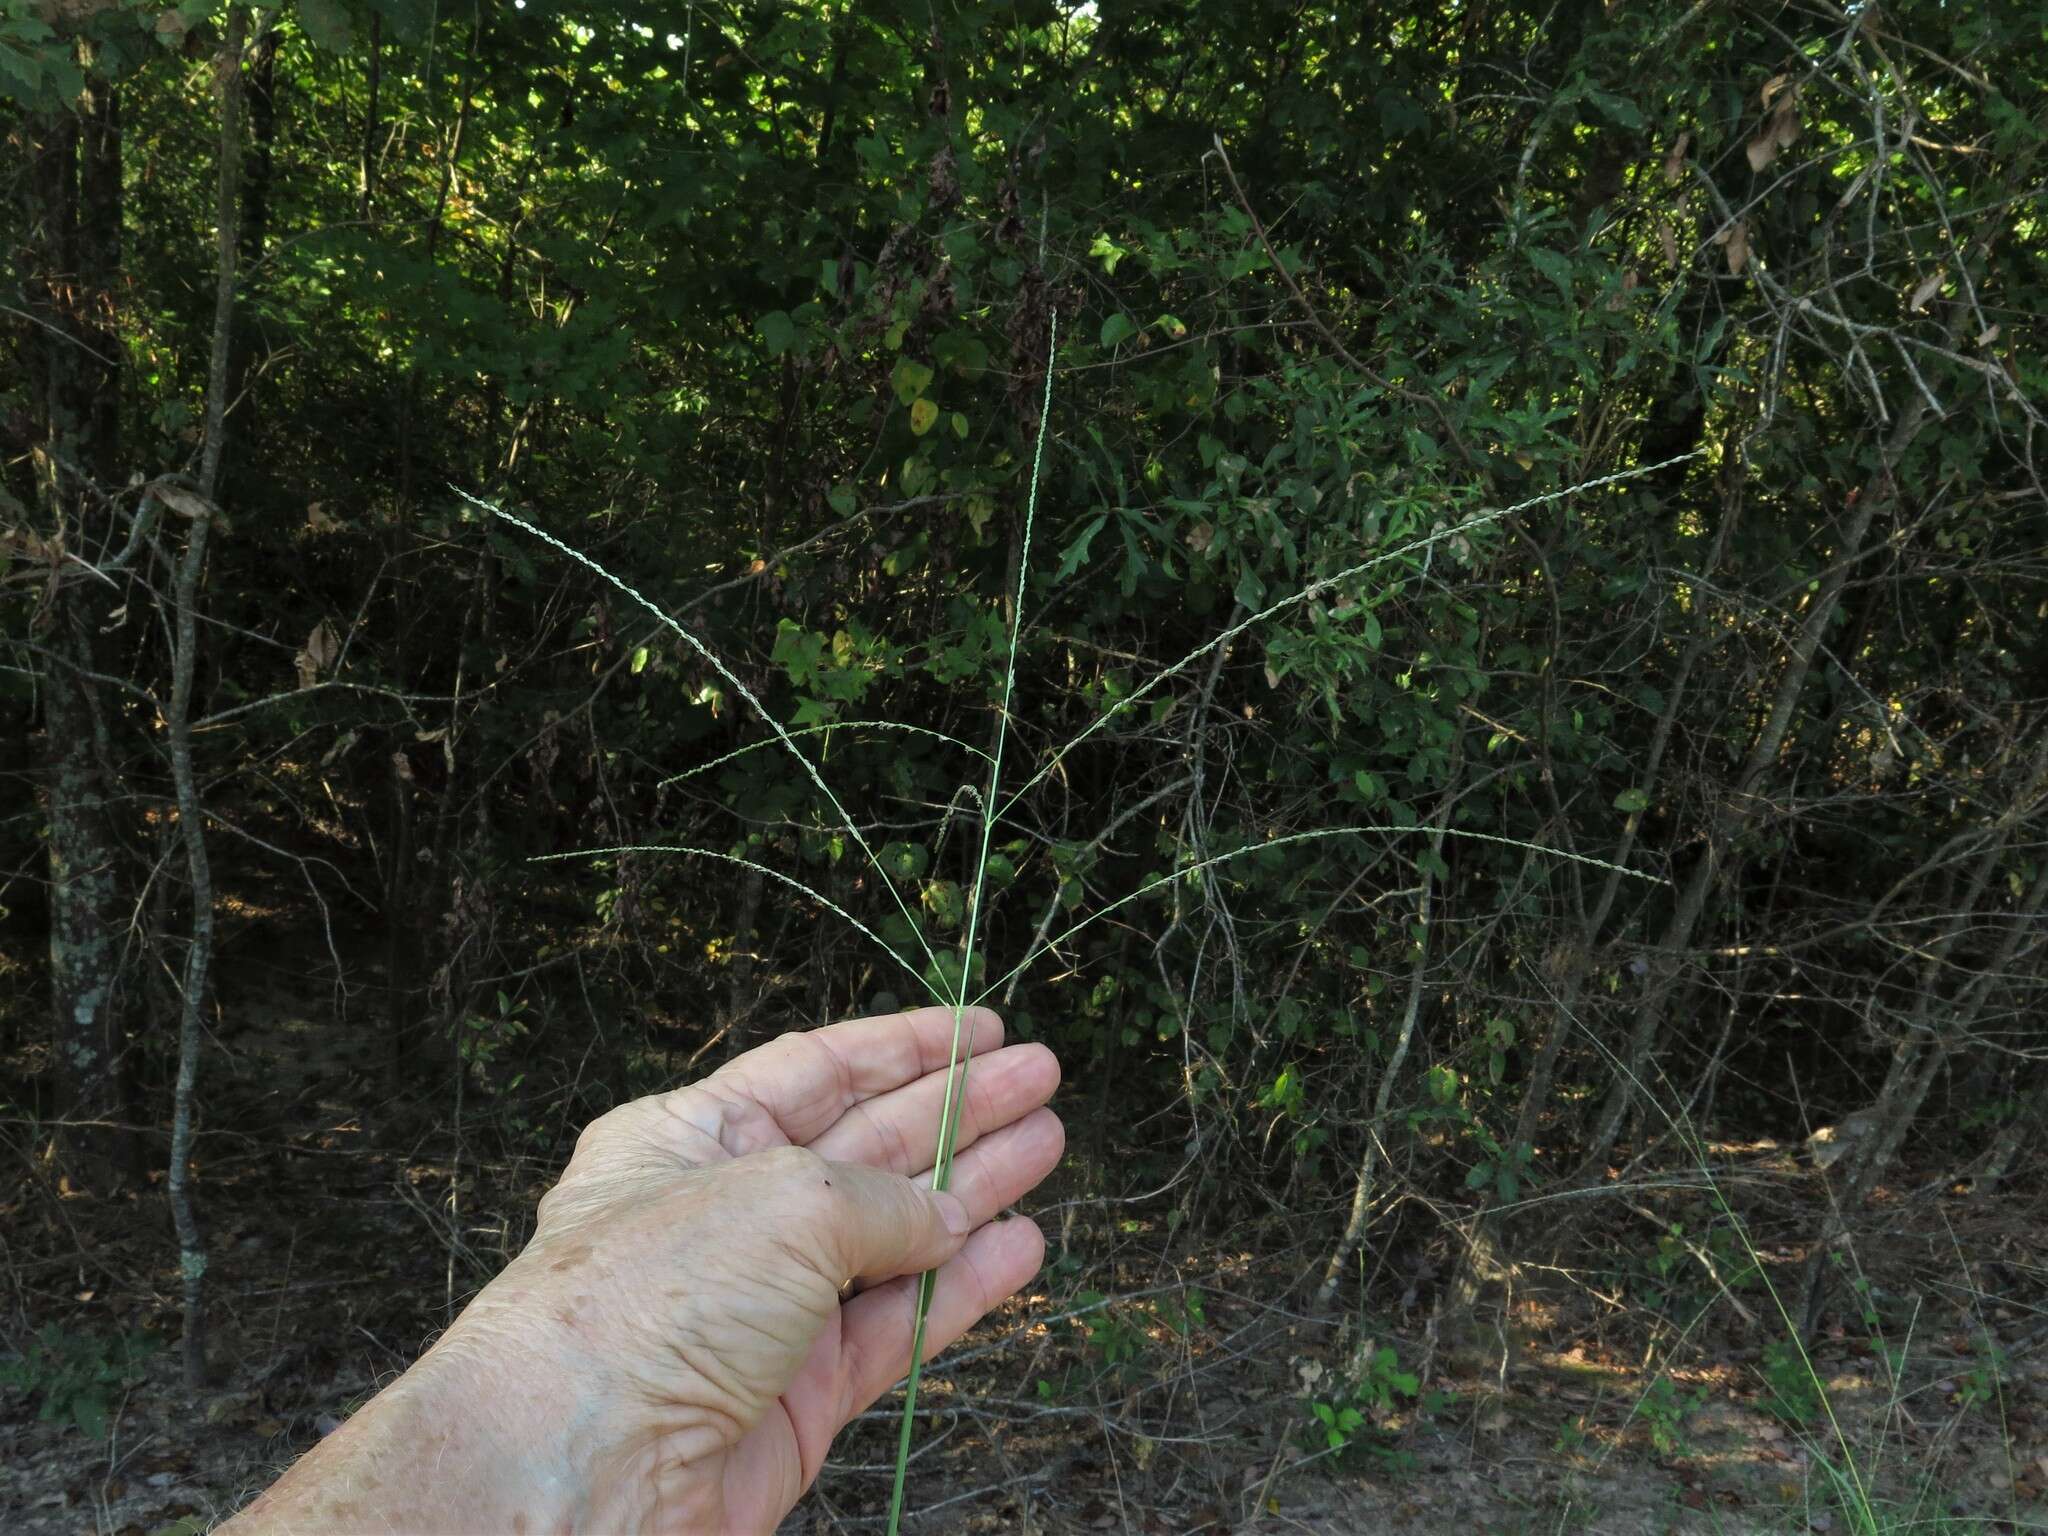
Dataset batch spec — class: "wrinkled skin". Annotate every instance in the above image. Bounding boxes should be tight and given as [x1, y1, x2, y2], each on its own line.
[225, 1007, 1062, 1535]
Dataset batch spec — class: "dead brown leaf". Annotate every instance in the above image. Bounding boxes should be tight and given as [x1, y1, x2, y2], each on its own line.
[1771, 96, 1802, 150]
[1658, 216, 1679, 268]
[1908, 267, 1945, 312]
[1663, 131, 1691, 185]
[1725, 218, 1750, 275]
[295, 619, 339, 690]
[1746, 93, 1802, 173]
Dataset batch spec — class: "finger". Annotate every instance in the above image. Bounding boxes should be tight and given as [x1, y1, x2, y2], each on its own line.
[686, 1006, 1006, 1155]
[808, 1042, 1060, 1175]
[800, 1154, 976, 1289]
[836, 1216, 1047, 1424]
[916, 1105, 1065, 1216]
[844, 1107, 1063, 1289]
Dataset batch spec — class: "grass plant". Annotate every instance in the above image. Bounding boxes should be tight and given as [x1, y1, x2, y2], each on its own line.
[464, 328, 1716, 1528]
[1514, 1002, 2024, 1536]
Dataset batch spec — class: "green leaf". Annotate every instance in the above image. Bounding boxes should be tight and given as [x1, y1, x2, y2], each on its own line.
[1088, 231, 1128, 274]
[757, 310, 798, 356]
[1584, 87, 1644, 130]
[630, 645, 650, 675]
[1054, 513, 1107, 580]
[880, 842, 929, 881]
[921, 880, 965, 929]
[1613, 787, 1650, 813]
[909, 398, 939, 435]
[892, 358, 934, 405]
[73, 1391, 108, 1441]
[950, 411, 969, 440]
[827, 483, 856, 515]
[1099, 312, 1138, 348]
[1529, 248, 1575, 300]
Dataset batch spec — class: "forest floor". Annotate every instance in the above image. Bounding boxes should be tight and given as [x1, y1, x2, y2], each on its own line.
[4, 923, 2046, 1534]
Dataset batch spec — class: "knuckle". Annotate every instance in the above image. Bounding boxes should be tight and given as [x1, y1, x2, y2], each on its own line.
[569, 1108, 619, 1161]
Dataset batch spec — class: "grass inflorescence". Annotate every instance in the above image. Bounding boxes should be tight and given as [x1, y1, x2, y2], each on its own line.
[462, 322, 1717, 1529]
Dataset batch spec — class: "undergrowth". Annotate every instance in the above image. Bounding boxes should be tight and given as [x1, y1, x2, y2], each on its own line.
[460, 330, 2022, 1530]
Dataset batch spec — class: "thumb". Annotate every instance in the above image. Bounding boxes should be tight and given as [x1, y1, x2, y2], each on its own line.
[800, 1156, 974, 1287]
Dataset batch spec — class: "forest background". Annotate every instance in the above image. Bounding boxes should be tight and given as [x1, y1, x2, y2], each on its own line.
[3, 1, 2046, 1531]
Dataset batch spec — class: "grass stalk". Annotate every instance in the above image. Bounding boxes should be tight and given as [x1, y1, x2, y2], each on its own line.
[885, 315, 1060, 1534]
[531, 843, 929, 997]
[463, 488, 948, 982]
[658, 720, 989, 789]
[997, 447, 1704, 818]
[475, 363, 1732, 1532]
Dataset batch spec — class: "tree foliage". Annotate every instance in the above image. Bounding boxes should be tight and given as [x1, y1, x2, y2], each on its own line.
[4, 0, 2045, 1344]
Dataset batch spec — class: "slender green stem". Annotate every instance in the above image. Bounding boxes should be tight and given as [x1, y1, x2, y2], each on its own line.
[998, 449, 1705, 819]
[886, 315, 1059, 1535]
[463, 487, 947, 980]
[530, 843, 936, 1002]
[971, 823, 1669, 1010]
[657, 720, 989, 789]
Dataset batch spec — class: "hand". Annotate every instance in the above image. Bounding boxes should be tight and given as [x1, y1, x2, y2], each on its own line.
[224, 1006, 1062, 1535]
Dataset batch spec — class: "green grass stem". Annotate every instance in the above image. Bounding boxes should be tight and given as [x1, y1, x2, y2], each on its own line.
[997, 448, 1706, 818]
[464, 488, 947, 981]
[885, 314, 1060, 1535]
[478, 388, 1736, 1535]
[657, 721, 989, 789]
[531, 843, 933, 1000]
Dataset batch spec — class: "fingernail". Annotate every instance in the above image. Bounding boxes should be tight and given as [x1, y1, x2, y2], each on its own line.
[937, 1192, 973, 1237]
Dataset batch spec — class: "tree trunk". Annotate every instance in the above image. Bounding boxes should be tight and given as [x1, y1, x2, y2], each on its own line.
[1582, 401, 1928, 1172]
[1978, 1069, 2048, 1198]
[226, 19, 280, 419]
[1316, 783, 1456, 1309]
[1797, 744, 2048, 1333]
[25, 79, 134, 1184]
[162, 4, 248, 1391]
